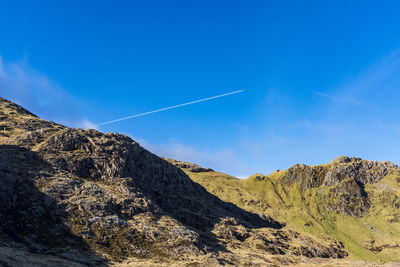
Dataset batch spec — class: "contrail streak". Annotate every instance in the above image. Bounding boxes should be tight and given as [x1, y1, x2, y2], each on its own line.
[97, 89, 244, 126]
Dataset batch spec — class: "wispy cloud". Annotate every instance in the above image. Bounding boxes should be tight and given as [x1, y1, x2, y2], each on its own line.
[133, 136, 247, 177]
[313, 49, 400, 110]
[232, 47, 400, 173]
[291, 120, 348, 133]
[0, 56, 96, 129]
[313, 91, 359, 105]
[294, 47, 400, 165]
[340, 48, 400, 95]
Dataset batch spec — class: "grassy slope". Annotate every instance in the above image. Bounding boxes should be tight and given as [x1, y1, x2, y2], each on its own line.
[185, 168, 400, 263]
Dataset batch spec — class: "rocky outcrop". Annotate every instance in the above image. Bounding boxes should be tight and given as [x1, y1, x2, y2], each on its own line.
[165, 158, 214, 172]
[282, 156, 399, 190]
[325, 156, 398, 185]
[278, 156, 400, 216]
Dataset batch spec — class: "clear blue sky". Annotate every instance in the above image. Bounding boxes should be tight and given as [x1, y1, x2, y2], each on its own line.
[2, 1, 400, 177]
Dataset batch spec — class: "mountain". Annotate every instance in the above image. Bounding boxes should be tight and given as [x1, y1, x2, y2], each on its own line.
[168, 156, 400, 264]
[0, 97, 351, 266]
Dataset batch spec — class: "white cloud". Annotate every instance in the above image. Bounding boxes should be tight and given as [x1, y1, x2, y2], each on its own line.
[236, 175, 250, 179]
[76, 119, 98, 130]
[0, 56, 92, 128]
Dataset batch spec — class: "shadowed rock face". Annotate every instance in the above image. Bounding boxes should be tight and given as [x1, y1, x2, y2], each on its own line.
[0, 144, 108, 266]
[0, 97, 349, 265]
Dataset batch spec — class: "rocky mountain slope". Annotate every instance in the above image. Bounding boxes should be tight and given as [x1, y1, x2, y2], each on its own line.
[0, 97, 350, 266]
[169, 156, 400, 264]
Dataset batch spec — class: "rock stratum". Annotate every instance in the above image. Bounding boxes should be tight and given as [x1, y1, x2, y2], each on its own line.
[0, 97, 397, 266]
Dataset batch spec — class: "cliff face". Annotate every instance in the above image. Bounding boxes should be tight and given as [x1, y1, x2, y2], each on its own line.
[170, 156, 400, 263]
[0, 98, 347, 266]
[282, 156, 398, 189]
[278, 156, 399, 217]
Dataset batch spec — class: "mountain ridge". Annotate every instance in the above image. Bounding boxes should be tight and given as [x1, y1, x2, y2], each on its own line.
[0, 97, 354, 266]
[168, 156, 400, 263]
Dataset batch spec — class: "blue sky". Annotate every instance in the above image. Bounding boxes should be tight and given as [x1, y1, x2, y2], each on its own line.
[1, 1, 400, 177]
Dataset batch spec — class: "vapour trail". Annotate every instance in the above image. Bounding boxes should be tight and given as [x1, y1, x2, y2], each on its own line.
[97, 89, 244, 126]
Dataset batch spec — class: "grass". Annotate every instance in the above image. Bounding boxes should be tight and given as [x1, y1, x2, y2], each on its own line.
[181, 165, 400, 263]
